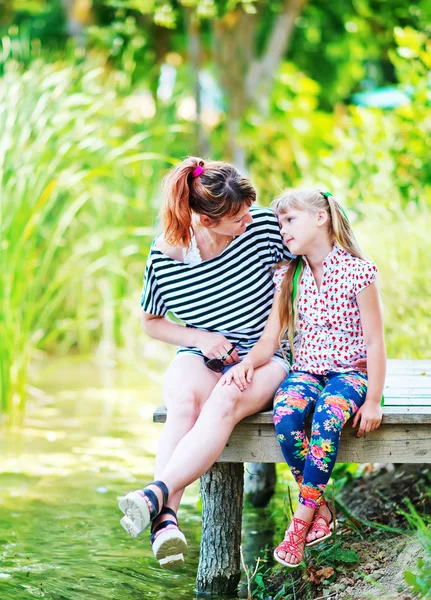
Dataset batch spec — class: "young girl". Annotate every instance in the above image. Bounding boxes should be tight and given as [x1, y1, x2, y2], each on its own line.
[220, 189, 386, 568]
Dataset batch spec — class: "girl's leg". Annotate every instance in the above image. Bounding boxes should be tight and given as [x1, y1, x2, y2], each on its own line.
[301, 372, 368, 543]
[146, 361, 287, 508]
[272, 372, 324, 564]
[273, 372, 324, 486]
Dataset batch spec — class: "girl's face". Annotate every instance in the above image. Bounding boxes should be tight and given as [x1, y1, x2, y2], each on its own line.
[202, 204, 254, 237]
[278, 208, 323, 254]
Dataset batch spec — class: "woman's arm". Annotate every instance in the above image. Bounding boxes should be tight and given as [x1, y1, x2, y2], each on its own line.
[142, 312, 240, 363]
[352, 282, 386, 436]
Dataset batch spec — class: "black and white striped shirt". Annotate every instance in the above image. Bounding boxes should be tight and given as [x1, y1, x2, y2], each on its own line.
[141, 207, 293, 358]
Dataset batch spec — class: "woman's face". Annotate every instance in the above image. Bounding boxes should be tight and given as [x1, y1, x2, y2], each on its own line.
[205, 205, 253, 237]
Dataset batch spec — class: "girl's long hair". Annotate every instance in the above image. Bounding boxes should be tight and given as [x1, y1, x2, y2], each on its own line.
[271, 189, 365, 357]
[162, 157, 256, 248]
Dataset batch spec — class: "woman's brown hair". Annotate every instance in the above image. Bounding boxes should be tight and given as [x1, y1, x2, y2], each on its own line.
[271, 189, 365, 359]
[162, 157, 256, 248]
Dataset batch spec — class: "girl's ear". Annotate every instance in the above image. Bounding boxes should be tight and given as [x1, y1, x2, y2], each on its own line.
[316, 209, 329, 227]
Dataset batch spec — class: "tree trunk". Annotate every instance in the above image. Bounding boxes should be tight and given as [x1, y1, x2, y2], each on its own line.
[0, 0, 12, 26]
[212, 1, 307, 165]
[187, 10, 210, 157]
[244, 462, 276, 508]
[196, 462, 244, 596]
[61, 0, 94, 45]
[212, 9, 257, 171]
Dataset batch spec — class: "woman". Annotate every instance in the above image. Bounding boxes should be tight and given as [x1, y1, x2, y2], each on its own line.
[118, 157, 293, 568]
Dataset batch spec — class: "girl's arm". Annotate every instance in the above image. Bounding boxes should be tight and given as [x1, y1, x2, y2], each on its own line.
[243, 290, 283, 367]
[220, 291, 283, 390]
[352, 282, 386, 437]
[142, 312, 240, 363]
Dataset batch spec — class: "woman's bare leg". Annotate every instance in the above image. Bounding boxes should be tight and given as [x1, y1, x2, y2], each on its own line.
[148, 361, 286, 504]
[152, 354, 220, 523]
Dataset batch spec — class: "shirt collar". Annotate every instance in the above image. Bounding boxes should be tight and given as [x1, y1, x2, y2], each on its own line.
[301, 244, 342, 269]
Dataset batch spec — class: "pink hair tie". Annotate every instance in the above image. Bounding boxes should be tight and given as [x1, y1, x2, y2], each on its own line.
[192, 165, 204, 178]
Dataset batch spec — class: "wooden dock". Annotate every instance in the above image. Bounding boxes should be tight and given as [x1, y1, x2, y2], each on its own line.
[153, 359, 431, 594]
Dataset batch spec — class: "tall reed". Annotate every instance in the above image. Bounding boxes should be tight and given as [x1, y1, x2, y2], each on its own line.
[0, 57, 188, 421]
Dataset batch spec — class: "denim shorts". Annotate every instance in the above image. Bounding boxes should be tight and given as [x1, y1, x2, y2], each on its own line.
[176, 344, 290, 376]
[221, 354, 290, 375]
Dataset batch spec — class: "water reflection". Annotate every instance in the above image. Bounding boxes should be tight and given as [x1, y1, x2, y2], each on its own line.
[0, 357, 293, 600]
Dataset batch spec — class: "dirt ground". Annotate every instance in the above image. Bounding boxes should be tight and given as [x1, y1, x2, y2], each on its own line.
[265, 464, 431, 600]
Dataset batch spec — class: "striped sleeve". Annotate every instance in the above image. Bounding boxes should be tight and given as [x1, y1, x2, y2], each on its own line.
[140, 254, 168, 316]
[265, 209, 295, 263]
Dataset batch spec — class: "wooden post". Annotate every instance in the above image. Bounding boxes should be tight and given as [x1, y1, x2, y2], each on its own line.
[196, 462, 244, 596]
[244, 462, 276, 507]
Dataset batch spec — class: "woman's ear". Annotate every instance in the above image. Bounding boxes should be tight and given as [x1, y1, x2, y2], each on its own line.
[199, 214, 215, 228]
[316, 209, 329, 227]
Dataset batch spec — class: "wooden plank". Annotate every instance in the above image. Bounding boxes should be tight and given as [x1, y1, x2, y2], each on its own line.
[153, 405, 431, 425]
[386, 360, 431, 372]
[218, 423, 431, 464]
[383, 397, 431, 406]
[153, 359, 431, 463]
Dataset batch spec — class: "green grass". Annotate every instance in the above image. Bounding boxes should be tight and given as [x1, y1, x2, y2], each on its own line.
[355, 205, 431, 359]
[0, 56, 190, 419]
[400, 497, 431, 598]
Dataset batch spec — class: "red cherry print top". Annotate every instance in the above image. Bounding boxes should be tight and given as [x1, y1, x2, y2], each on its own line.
[273, 245, 378, 375]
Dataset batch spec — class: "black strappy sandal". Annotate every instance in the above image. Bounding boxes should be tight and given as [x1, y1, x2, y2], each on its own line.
[150, 506, 188, 569]
[118, 480, 169, 538]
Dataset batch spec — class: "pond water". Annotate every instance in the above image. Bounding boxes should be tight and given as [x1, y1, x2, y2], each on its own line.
[0, 357, 291, 600]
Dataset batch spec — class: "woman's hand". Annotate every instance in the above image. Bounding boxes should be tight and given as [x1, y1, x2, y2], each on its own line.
[220, 361, 254, 391]
[352, 401, 382, 438]
[195, 332, 239, 364]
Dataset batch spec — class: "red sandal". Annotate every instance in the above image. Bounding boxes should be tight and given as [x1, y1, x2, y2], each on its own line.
[273, 517, 310, 568]
[305, 499, 335, 547]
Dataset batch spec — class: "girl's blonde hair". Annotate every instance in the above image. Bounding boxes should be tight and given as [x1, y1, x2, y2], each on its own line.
[270, 189, 365, 359]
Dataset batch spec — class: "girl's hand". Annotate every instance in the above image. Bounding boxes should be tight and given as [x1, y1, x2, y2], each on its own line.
[352, 358, 367, 372]
[352, 402, 383, 438]
[220, 361, 254, 391]
[195, 332, 239, 364]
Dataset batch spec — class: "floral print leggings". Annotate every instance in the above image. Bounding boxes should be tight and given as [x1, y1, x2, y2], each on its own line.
[273, 370, 368, 509]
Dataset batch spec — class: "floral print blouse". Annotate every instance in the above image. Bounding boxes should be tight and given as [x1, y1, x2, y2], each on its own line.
[273, 245, 377, 374]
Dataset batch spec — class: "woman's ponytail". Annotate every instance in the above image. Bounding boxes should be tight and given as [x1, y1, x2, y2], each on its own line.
[162, 157, 204, 248]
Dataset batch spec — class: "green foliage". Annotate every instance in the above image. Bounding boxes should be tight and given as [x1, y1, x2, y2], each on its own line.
[104, 0, 258, 27]
[404, 559, 431, 598]
[330, 463, 364, 495]
[246, 26, 431, 209]
[354, 207, 431, 360]
[86, 15, 152, 88]
[1, 1, 66, 57]
[0, 56, 191, 418]
[290, 0, 431, 108]
[401, 498, 431, 598]
[314, 541, 360, 568]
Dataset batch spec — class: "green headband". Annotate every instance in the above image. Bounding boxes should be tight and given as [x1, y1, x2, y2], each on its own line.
[322, 191, 349, 222]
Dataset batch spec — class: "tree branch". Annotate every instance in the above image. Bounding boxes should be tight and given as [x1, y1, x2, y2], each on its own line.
[246, 0, 308, 106]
